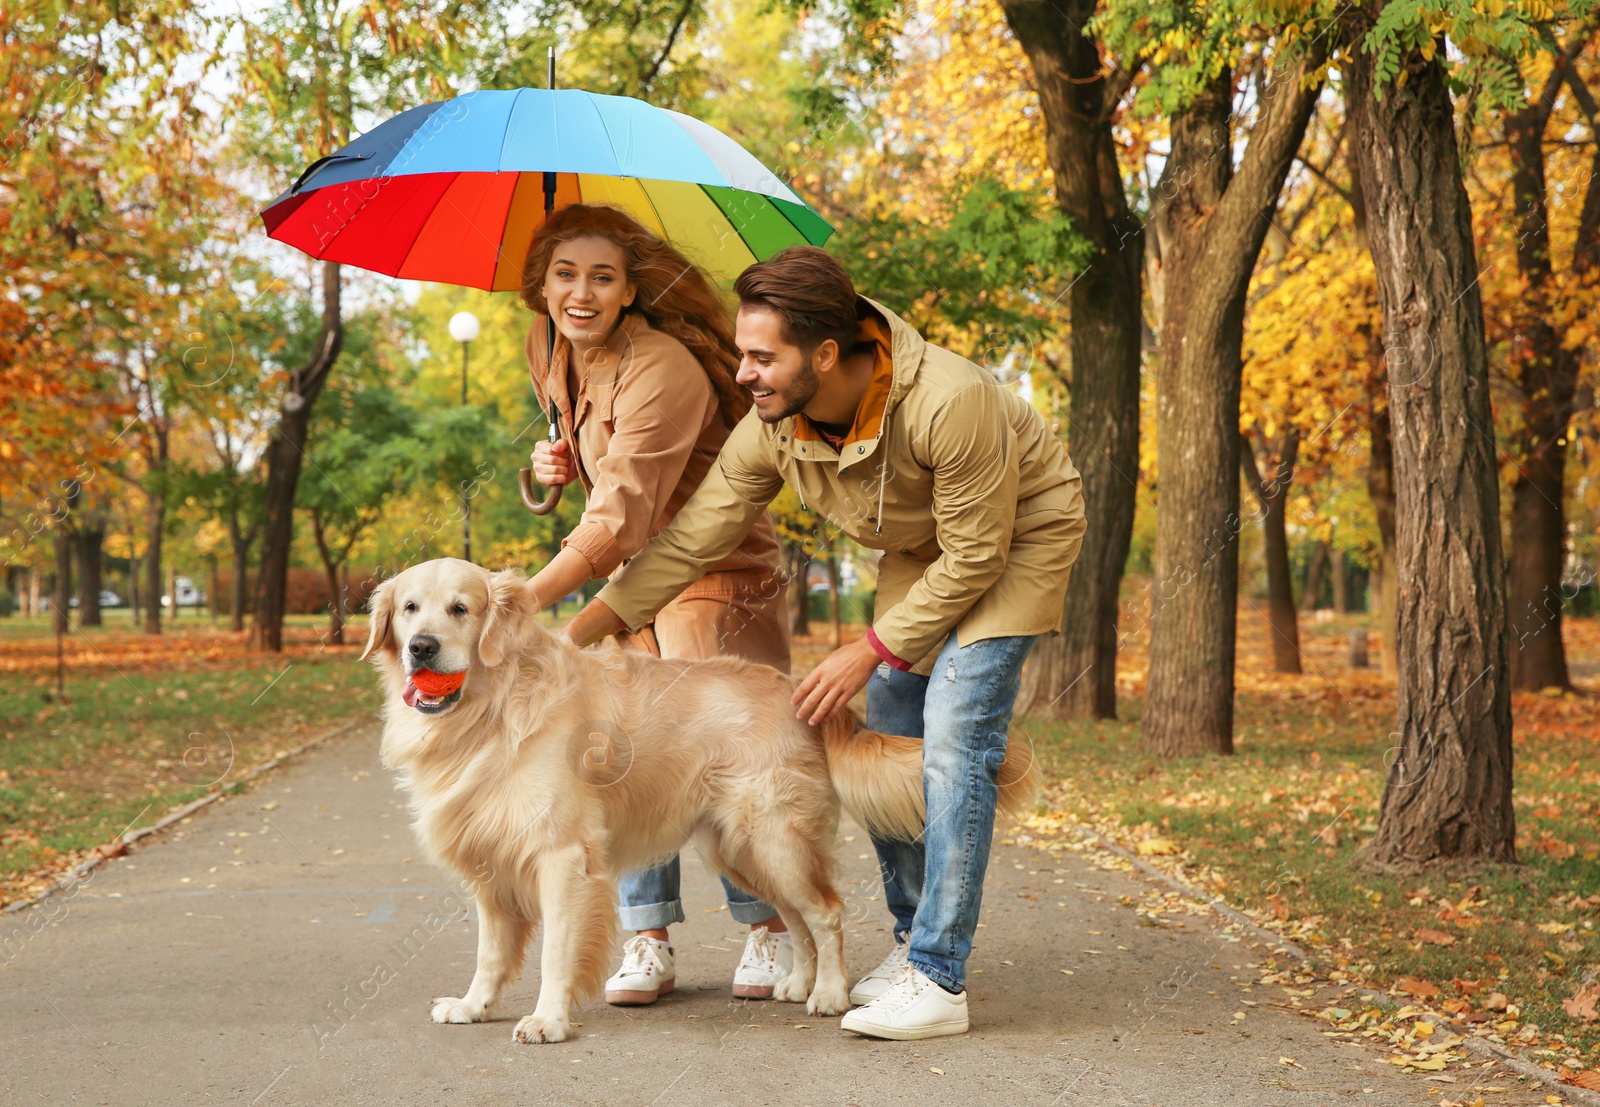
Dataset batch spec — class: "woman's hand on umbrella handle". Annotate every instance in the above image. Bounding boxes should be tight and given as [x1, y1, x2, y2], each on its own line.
[519, 440, 573, 515]
[531, 439, 577, 486]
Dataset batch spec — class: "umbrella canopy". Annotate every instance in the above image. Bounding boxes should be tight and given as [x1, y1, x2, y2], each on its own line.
[260, 88, 834, 288]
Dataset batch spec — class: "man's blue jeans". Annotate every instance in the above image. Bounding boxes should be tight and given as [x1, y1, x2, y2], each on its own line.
[865, 631, 1037, 994]
[617, 855, 776, 930]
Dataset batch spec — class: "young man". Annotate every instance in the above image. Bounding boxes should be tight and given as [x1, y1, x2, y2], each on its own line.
[562, 246, 1085, 1040]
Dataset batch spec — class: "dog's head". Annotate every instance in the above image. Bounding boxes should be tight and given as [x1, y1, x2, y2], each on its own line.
[360, 559, 538, 716]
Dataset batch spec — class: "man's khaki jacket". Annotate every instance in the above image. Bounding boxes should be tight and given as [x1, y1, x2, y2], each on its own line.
[596, 295, 1087, 672]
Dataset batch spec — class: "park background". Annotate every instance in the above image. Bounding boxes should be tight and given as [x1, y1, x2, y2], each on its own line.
[2, 0, 1599, 1093]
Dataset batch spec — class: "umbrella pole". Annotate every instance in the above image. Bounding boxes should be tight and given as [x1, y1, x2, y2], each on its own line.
[519, 44, 567, 517]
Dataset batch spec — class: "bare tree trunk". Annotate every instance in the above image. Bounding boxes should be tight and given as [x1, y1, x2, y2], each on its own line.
[208, 555, 220, 621]
[1501, 52, 1595, 691]
[143, 492, 163, 635]
[1301, 541, 1329, 612]
[1367, 355, 1399, 677]
[1141, 57, 1323, 757]
[1331, 547, 1350, 614]
[74, 521, 105, 627]
[228, 517, 256, 633]
[786, 542, 811, 637]
[52, 529, 72, 636]
[825, 535, 841, 650]
[253, 260, 344, 652]
[1001, 0, 1143, 720]
[1242, 428, 1302, 673]
[1346, 17, 1514, 865]
[127, 555, 139, 623]
[168, 566, 179, 622]
[311, 510, 345, 646]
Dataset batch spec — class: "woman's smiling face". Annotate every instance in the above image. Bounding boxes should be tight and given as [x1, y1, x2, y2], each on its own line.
[542, 235, 637, 347]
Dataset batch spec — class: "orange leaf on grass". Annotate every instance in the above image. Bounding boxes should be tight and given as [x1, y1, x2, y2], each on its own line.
[1415, 928, 1458, 946]
[1562, 984, 1599, 1023]
[1396, 977, 1442, 998]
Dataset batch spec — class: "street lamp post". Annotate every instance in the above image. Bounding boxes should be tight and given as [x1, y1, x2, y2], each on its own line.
[448, 310, 481, 563]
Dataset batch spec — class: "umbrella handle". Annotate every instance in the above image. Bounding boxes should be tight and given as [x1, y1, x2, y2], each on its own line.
[519, 469, 564, 515]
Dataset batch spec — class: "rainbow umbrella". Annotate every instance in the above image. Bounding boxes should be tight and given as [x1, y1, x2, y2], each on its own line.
[259, 87, 833, 287]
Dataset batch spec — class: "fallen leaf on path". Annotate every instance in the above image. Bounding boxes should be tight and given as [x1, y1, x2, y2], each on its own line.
[930, 1068, 944, 1075]
[1560, 1070, 1600, 1090]
[1278, 1056, 1304, 1068]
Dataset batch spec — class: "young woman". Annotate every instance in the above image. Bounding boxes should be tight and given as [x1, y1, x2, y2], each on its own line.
[518, 204, 793, 1005]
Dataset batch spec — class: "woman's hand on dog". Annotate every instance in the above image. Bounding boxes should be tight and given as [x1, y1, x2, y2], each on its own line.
[531, 439, 578, 486]
[792, 635, 880, 725]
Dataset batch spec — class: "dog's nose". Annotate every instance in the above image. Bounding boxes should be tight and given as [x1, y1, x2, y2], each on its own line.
[408, 635, 440, 665]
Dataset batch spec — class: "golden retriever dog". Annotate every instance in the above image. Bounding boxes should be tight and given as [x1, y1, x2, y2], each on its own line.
[360, 558, 1037, 1044]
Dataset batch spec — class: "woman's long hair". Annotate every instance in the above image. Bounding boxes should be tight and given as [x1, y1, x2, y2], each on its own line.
[520, 204, 748, 429]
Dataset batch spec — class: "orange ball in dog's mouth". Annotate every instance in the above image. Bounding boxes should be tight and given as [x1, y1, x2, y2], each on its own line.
[403, 668, 465, 712]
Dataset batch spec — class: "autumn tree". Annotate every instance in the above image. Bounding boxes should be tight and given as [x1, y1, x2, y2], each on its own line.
[1337, 0, 1558, 865]
[1088, 5, 1326, 755]
[230, 0, 494, 650]
[1490, 27, 1600, 691]
[999, 0, 1146, 719]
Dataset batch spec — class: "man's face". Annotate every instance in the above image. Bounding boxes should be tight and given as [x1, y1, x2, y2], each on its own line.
[735, 306, 821, 423]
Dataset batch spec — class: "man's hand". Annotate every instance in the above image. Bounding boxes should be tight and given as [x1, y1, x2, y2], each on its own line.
[792, 635, 881, 726]
[560, 598, 627, 648]
[531, 439, 577, 487]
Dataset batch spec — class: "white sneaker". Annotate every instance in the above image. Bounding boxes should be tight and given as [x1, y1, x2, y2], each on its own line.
[605, 935, 675, 1005]
[731, 926, 794, 999]
[840, 963, 969, 1040]
[848, 941, 910, 1005]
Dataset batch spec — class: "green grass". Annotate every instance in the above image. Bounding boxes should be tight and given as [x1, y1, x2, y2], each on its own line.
[0, 617, 382, 902]
[1020, 679, 1600, 1060]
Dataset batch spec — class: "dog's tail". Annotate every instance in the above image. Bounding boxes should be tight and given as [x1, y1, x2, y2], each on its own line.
[819, 710, 1041, 841]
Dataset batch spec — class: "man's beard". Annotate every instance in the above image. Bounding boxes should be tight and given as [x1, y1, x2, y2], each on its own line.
[755, 358, 820, 424]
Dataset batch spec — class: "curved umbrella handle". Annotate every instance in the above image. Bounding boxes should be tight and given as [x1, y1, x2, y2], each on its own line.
[519, 469, 564, 515]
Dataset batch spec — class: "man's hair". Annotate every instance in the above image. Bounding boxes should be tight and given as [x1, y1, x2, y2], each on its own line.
[734, 246, 859, 358]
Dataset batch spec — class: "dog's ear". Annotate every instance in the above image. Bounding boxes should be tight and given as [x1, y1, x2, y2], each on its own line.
[359, 577, 397, 662]
[478, 569, 535, 668]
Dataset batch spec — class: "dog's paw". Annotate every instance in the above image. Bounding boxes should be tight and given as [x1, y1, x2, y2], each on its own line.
[806, 981, 851, 1017]
[430, 996, 487, 1024]
[513, 1013, 570, 1044]
[772, 973, 813, 1004]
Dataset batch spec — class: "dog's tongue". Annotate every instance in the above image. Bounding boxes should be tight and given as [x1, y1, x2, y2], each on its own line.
[402, 677, 420, 708]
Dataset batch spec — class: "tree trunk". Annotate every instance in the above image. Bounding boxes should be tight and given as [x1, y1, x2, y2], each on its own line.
[127, 555, 139, 623]
[1242, 428, 1302, 673]
[786, 542, 810, 637]
[1346, 19, 1515, 865]
[143, 491, 163, 635]
[228, 515, 255, 633]
[253, 260, 344, 652]
[168, 565, 179, 622]
[1141, 58, 1323, 757]
[74, 522, 105, 627]
[311, 509, 345, 646]
[51, 529, 72, 636]
[1301, 541, 1329, 612]
[1367, 359, 1399, 677]
[208, 555, 220, 621]
[27, 565, 40, 618]
[1503, 81, 1583, 691]
[1001, 0, 1144, 720]
[1331, 547, 1349, 614]
[825, 536, 841, 650]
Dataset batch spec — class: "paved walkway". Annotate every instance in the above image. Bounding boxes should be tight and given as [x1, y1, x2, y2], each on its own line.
[4, 721, 1462, 1105]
